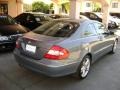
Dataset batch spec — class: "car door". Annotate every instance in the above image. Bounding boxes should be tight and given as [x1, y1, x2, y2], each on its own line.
[93, 22, 115, 57]
[81, 23, 101, 62]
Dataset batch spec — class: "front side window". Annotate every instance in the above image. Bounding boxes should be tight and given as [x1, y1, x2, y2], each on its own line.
[34, 14, 52, 22]
[33, 21, 79, 37]
[93, 23, 106, 34]
[90, 14, 97, 19]
[15, 13, 27, 21]
[83, 23, 97, 37]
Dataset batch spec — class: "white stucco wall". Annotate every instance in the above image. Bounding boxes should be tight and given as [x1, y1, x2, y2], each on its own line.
[8, 0, 23, 17]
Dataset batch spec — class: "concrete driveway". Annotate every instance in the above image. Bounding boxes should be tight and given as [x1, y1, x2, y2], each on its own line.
[0, 30, 120, 90]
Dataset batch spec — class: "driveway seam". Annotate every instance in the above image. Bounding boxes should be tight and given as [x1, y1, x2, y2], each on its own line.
[0, 71, 24, 90]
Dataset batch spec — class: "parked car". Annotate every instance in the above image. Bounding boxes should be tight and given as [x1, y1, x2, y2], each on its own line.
[14, 19, 118, 79]
[0, 14, 29, 50]
[110, 13, 120, 19]
[111, 16, 120, 27]
[80, 12, 119, 29]
[95, 13, 120, 29]
[14, 12, 52, 30]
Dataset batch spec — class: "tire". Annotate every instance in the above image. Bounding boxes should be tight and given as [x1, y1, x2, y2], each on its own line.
[75, 55, 91, 79]
[111, 40, 117, 54]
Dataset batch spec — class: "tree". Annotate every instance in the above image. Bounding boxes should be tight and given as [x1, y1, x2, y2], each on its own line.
[32, 1, 50, 13]
[62, 2, 70, 14]
[93, 3, 101, 12]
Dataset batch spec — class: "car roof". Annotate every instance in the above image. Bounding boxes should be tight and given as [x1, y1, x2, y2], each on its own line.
[51, 18, 95, 24]
[23, 12, 45, 14]
[22, 12, 49, 17]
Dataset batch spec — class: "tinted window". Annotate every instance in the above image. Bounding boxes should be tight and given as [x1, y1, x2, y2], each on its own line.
[93, 23, 106, 34]
[89, 13, 97, 19]
[0, 15, 16, 25]
[33, 21, 79, 37]
[83, 23, 97, 37]
[36, 16, 45, 21]
[34, 14, 51, 22]
[15, 13, 26, 21]
[26, 15, 35, 21]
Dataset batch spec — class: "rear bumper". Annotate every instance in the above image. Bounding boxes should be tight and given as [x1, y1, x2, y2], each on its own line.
[14, 49, 80, 77]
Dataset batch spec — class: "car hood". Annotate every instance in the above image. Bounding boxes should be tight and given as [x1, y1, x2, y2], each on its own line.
[0, 24, 28, 36]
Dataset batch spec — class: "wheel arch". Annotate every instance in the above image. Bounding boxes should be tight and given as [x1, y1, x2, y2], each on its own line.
[86, 53, 92, 62]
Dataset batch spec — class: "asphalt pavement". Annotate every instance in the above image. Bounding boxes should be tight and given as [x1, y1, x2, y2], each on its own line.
[0, 29, 120, 90]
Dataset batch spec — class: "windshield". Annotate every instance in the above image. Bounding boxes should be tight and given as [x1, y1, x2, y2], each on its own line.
[33, 21, 79, 37]
[0, 15, 16, 25]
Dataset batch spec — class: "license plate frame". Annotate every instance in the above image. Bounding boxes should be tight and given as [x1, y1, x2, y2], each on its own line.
[26, 44, 36, 53]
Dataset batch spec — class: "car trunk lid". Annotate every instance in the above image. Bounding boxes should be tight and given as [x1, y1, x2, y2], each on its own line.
[19, 32, 66, 60]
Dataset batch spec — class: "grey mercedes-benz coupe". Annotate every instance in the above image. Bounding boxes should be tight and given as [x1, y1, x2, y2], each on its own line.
[14, 19, 118, 79]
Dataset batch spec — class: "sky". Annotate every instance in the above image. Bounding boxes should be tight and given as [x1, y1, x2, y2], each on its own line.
[23, 0, 52, 4]
[23, 0, 69, 4]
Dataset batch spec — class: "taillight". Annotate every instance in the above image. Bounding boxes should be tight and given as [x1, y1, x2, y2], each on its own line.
[44, 45, 69, 60]
[16, 41, 20, 48]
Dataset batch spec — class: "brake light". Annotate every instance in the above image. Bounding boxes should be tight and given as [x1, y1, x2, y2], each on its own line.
[16, 41, 20, 48]
[44, 45, 69, 60]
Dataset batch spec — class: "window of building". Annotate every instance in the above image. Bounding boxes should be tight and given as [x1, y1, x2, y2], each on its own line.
[0, 3, 8, 14]
[86, 2, 91, 7]
[112, 2, 118, 8]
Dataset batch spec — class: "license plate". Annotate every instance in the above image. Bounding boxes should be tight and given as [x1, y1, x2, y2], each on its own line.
[26, 44, 36, 53]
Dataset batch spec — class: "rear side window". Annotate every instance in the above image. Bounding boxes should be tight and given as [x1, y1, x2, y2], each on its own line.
[33, 21, 79, 37]
[15, 13, 27, 21]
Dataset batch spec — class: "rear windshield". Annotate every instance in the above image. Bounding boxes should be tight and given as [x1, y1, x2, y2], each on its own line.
[33, 21, 79, 37]
[0, 16, 16, 25]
